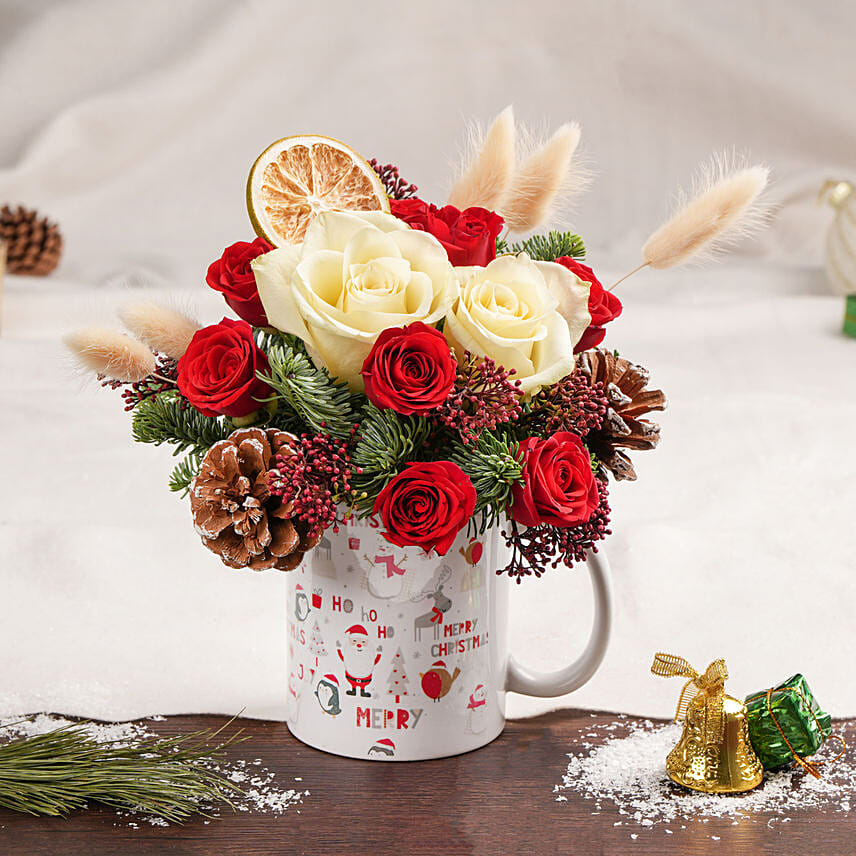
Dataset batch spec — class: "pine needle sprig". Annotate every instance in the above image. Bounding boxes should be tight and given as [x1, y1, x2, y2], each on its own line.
[507, 230, 586, 261]
[132, 393, 230, 455]
[451, 431, 522, 532]
[0, 719, 247, 821]
[169, 450, 205, 495]
[131, 392, 230, 492]
[258, 338, 355, 439]
[350, 404, 433, 514]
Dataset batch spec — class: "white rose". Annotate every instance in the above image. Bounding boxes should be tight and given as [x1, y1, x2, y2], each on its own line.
[444, 253, 591, 395]
[252, 210, 458, 390]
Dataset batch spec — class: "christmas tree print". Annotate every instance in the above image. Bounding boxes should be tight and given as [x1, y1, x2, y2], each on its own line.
[308, 620, 327, 668]
[386, 647, 410, 703]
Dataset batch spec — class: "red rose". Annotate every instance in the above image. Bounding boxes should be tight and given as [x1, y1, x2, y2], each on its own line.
[177, 318, 271, 417]
[554, 257, 623, 353]
[511, 432, 599, 528]
[361, 322, 457, 415]
[206, 237, 273, 327]
[374, 461, 477, 555]
[391, 197, 503, 266]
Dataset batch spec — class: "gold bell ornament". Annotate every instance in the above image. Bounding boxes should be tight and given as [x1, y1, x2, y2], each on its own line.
[819, 179, 856, 338]
[651, 653, 763, 794]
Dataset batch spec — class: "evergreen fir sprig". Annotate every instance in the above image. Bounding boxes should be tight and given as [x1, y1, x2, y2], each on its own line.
[508, 230, 586, 261]
[258, 337, 355, 439]
[132, 393, 230, 456]
[351, 403, 433, 514]
[169, 451, 205, 496]
[451, 430, 523, 532]
[0, 719, 246, 820]
[131, 393, 231, 493]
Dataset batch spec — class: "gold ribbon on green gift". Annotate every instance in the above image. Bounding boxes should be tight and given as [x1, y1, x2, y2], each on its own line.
[744, 684, 847, 779]
[651, 653, 728, 738]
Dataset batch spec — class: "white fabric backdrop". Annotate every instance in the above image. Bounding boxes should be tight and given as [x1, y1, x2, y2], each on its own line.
[0, 0, 854, 721]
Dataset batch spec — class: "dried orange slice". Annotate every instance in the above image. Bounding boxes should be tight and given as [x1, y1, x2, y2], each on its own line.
[247, 135, 389, 246]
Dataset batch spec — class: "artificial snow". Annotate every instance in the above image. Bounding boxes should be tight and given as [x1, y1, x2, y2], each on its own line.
[555, 718, 854, 836]
[0, 714, 306, 825]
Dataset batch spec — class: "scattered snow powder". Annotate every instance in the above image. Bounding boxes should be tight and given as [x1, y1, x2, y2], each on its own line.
[0, 714, 306, 826]
[556, 719, 855, 835]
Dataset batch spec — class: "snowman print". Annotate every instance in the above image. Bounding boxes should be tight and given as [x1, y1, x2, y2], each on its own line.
[465, 683, 487, 734]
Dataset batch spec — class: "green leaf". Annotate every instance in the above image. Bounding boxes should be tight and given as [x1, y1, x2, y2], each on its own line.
[258, 336, 355, 439]
[509, 230, 586, 262]
[351, 403, 433, 514]
[451, 430, 523, 532]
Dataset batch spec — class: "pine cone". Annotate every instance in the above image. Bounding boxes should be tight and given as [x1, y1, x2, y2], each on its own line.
[577, 349, 667, 481]
[190, 427, 319, 571]
[0, 205, 63, 275]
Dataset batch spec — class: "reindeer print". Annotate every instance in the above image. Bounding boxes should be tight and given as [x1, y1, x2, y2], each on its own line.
[412, 566, 453, 642]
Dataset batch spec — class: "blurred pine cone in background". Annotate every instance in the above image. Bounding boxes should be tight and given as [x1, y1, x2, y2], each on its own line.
[0, 204, 63, 275]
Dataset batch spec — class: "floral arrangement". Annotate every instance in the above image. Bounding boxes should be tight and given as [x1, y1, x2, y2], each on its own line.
[66, 111, 768, 580]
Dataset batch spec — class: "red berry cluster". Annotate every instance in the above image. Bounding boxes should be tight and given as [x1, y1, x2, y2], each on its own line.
[100, 355, 179, 411]
[535, 369, 609, 437]
[501, 476, 612, 582]
[368, 159, 418, 200]
[267, 429, 360, 538]
[436, 353, 524, 444]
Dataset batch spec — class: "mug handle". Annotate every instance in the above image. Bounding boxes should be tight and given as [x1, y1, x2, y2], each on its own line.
[505, 549, 613, 697]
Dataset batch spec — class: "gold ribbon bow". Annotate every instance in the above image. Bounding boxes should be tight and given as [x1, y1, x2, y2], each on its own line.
[651, 652, 729, 739]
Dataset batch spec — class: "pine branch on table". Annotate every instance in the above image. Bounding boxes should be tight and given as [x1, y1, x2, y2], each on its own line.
[0, 719, 246, 821]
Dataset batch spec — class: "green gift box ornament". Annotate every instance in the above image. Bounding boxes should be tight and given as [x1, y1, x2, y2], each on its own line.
[744, 674, 841, 776]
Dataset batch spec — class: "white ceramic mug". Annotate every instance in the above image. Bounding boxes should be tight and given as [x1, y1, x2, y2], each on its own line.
[285, 516, 612, 761]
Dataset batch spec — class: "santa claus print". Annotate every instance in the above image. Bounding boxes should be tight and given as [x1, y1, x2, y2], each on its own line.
[336, 624, 382, 698]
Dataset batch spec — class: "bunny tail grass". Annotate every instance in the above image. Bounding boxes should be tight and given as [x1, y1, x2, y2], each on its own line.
[642, 157, 770, 270]
[500, 123, 583, 234]
[64, 327, 156, 382]
[447, 105, 516, 210]
[119, 301, 200, 360]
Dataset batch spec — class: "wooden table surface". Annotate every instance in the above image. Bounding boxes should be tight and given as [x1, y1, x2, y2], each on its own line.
[1, 710, 853, 855]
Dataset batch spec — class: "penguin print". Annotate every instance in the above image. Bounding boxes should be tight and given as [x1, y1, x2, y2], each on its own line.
[314, 674, 342, 716]
[294, 583, 311, 622]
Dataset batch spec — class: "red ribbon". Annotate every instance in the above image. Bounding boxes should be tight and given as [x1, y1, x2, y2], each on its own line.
[430, 606, 443, 624]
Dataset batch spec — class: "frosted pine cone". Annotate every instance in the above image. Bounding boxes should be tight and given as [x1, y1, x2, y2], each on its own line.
[577, 350, 667, 481]
[190, 427, 319, 571]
